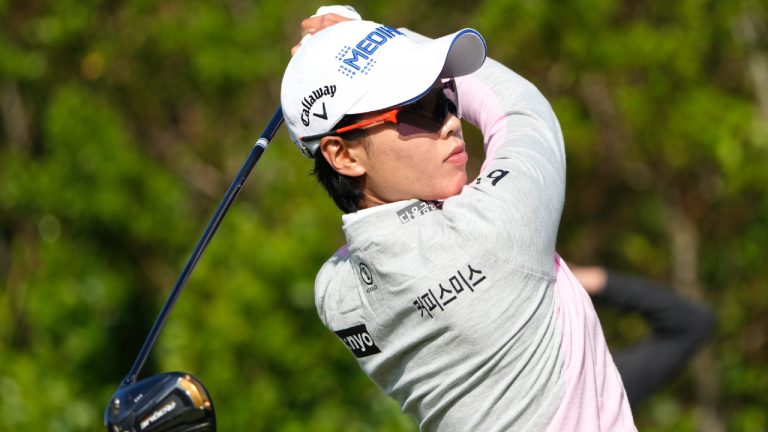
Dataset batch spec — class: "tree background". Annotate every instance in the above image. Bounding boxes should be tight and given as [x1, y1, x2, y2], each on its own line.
[1, 0, 766, 430]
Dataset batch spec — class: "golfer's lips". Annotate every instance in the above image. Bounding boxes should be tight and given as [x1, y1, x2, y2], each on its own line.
[444, 142, 468, 164]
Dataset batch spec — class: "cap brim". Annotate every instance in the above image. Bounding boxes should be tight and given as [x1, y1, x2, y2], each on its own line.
[347, 29, 486, 114]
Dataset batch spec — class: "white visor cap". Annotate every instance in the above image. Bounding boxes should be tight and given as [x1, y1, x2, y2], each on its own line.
[281, 20, 487, 158]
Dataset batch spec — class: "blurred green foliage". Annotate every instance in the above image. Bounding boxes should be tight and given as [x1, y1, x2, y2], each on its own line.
[1, 0, 767, 430]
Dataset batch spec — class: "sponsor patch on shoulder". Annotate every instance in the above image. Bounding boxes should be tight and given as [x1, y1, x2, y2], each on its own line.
[334, 324, 381, 358]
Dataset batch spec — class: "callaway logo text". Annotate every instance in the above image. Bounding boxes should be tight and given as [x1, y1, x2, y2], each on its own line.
[300, 85, 337, 126]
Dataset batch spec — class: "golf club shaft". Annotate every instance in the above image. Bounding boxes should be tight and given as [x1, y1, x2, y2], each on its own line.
[122, 107, 284, 386]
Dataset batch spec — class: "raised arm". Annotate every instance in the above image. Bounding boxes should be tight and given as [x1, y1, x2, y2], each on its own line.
[450, 49, 567, 276]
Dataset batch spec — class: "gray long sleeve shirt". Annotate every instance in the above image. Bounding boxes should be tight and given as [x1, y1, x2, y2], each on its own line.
[314, 42, 635, 431]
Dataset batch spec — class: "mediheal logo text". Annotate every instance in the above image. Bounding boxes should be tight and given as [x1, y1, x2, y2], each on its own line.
[336, 26, 404, 78]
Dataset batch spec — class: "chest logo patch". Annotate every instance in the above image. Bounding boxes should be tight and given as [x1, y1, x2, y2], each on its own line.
[358, 262, 378, 293]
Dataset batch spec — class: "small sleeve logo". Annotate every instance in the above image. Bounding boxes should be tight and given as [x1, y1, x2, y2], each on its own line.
[334, 324, 381, 358]
[358, 262, 378, 293]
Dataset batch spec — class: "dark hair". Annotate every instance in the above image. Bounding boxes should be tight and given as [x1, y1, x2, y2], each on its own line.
[311, 115, 367, 214]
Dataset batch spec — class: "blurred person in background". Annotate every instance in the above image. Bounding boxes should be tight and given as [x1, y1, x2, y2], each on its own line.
[572, 265, 716, 408]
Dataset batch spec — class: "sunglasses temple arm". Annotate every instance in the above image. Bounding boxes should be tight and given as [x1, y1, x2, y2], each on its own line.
[300, 130, 338, 142]
[300, 109, 399, 143]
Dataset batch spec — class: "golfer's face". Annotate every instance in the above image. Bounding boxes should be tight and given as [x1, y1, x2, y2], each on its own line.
[358, 112, 468, 206]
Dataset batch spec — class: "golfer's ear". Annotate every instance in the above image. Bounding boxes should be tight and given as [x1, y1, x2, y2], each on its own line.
[319, 136, 366, 177]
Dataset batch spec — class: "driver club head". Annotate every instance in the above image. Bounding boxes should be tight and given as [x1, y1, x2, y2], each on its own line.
[105, 372, 215, 432]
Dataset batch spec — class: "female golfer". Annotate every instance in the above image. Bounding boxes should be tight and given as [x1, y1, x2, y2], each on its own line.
[281, 11, 637, 431]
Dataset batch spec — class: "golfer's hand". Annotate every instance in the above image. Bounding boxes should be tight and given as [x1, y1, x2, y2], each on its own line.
[291, 13, 354, 56]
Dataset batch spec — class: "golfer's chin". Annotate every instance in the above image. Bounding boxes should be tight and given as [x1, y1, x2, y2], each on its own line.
[428, 172, 468, 202]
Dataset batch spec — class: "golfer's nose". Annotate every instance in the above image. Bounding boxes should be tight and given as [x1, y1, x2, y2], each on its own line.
[440, 113, 462, 139]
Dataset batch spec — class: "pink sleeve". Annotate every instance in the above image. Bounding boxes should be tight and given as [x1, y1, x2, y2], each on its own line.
[454, 58, 566, 177]
[455, 71, 507, 173]
[546, 256, 637, 431]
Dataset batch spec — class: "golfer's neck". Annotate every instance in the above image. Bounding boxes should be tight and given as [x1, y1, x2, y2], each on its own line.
[358, 193, 388, 210]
